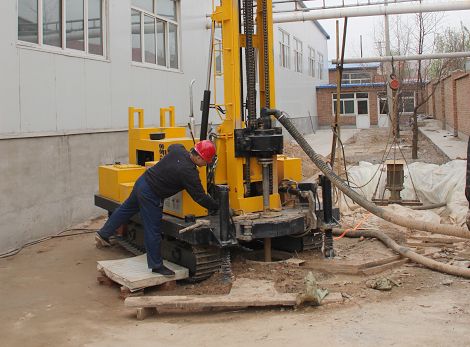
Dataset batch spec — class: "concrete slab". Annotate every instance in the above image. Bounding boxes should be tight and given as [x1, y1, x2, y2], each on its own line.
[303, 128, 360, 157]
[97, 254, 189, 292]
[419, 119, 468, 160]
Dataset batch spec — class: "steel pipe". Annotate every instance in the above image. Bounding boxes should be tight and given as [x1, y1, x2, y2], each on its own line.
[273, 1, 470, 22]
[332, 51, 470, 64]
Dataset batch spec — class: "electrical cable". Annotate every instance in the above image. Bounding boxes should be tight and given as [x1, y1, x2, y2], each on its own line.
[0, 228, 99, 259]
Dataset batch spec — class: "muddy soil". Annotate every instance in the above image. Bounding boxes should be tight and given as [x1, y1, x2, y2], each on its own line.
[1, 128, 468, 346]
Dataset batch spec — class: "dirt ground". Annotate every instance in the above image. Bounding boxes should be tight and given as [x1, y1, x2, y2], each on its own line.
[1, 128, 470, 346]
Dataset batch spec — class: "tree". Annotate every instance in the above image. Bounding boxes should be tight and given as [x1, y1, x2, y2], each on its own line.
[429, 23, 470, 78]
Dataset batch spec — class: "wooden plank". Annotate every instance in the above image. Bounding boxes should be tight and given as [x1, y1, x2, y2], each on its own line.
[360, 259, 409, 276]
[97, 254, 188, 292]
[125, 278, 343, 311]
[409, 236, 467, 244]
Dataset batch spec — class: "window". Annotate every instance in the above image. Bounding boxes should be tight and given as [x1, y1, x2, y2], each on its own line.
[333, 93, 369, 116]
[343, 72, 372, 84]
[308, 47, 316, 78]
[293, 37, 302, 73]
[131, 0, 179, 70]
[400, 91, 415, 113]
[279, 29, 290, 69]
[18, 0, 106, 56]
[317, 52, 324, 79]
[377, 92, 389, 115]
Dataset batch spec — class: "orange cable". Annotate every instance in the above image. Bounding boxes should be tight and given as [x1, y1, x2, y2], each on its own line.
[334, 212, 371, 240]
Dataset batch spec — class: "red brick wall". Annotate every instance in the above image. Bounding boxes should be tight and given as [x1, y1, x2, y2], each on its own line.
[316, 86, 384, 127]
[456, 74, 470, 136]
[426, 71, 470, 137]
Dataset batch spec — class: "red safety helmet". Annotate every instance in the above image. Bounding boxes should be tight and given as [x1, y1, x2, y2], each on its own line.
[194, 140, 216, 163]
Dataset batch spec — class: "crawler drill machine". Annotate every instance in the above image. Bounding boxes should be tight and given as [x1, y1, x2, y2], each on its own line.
[94, 0, 339, 281]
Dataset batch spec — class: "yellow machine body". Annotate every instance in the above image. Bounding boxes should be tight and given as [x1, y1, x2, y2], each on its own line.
[211, 0, 289, 213]
[97, 0, 302, 220]
[98, 106, 208, 218]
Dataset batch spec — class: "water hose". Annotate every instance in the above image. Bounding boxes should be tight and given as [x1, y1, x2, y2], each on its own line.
[332, 228, 470, 279]
[273, 111, 470, 239]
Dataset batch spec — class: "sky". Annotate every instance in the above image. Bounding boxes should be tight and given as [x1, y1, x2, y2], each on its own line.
[312, 3, 470, 61]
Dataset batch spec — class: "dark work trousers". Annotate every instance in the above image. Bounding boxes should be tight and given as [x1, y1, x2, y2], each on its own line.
[98, 175, 163, 269]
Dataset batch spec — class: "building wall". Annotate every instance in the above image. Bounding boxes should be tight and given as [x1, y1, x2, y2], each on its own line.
[0, 0, 329, 254]
[427, 71, 470, 138]
[316, 86, 383, 128]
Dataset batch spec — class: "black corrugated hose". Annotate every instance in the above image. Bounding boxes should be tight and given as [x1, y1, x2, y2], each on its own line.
[273, 110, 470, 239]
[272, 110, 470, 278]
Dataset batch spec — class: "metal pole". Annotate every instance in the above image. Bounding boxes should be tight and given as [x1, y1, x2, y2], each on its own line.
[331, 51, 470, 64]
[273, 1, 470, 22]
[384, 0, 394, 134]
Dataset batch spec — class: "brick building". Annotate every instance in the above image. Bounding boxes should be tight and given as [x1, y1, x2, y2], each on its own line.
[427, 70, 470, 139]
[316, 63, 420, 129]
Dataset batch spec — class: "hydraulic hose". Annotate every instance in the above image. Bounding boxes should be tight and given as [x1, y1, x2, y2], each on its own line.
[274, 112, 470, 239]
[332, 228, 470, 279]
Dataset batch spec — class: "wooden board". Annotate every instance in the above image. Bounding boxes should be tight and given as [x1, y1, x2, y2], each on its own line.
[97, 254, 188, 292]
[125, 278, 343, 319]
[304, 255, 405, 275]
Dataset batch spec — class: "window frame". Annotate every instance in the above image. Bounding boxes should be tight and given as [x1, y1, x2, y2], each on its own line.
[332, 92, 369, 117]
[342, 71, 372, 84]
[293, 37, 302, 73]
[279, 28, 290, 69]
[17, 0, 108, 60]
[308, 46, 316, 78]
[131, 0, 181, 72]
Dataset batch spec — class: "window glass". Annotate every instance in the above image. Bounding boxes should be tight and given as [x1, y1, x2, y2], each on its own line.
[356, 93, 368, 99]
[157, 20, 166, 66]
[18, 0, 38, 43]
[357, 100, 368, 114]
[344, 100, 355, 114]
[144, 16, 156, 64]
[169, 22, 178, 69]
[131, 10, 142, 62]
[43, 0, 62, 47]
[132, 0, 153, 13]
[403, 97, 415, 113]
[157, 0, 177, 20]
[66, 0, 84, 51]
[88, 0, 103, 55]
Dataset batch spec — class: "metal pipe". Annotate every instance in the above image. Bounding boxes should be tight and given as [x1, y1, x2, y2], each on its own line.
[199, 22, 215, 141]
[273, 1, 470, 22]
[273, 0, 422, 14]
[261, 162, 271, 211]
[332, 51, 470, 64]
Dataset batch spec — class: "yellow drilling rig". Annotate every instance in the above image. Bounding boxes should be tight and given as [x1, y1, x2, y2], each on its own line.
[94, 0, 339, 281]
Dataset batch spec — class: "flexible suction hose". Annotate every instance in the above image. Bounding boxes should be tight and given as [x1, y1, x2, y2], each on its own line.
[274, 112, 470, 239]
[332, 228, 470, 278]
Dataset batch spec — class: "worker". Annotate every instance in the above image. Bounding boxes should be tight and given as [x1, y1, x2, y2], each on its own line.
[95, 140, 218, 276]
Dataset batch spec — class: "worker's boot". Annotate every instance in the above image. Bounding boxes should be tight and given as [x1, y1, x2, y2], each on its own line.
[95, 233, 111, 249]
[152, 265, 175, 277]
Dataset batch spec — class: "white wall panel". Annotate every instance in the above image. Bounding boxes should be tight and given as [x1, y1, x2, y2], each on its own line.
[0, 1, 20, 134]
[85, 60, 112, 129]
[19, 49, 57, 132]
[109, 1, 131, 129]
[55, 55, 86, 130]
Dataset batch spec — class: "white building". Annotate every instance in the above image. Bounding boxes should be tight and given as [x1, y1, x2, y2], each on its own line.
[0, 0, 329, 255]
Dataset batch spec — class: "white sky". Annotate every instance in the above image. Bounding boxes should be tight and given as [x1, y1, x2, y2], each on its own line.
[315, 5, 470, 61]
